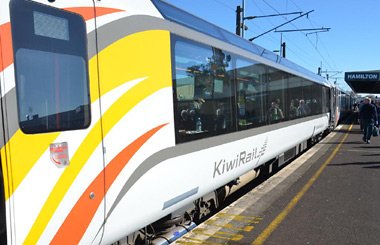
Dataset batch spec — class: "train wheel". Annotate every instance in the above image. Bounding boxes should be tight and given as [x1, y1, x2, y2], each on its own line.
[192, 197, 217, 223]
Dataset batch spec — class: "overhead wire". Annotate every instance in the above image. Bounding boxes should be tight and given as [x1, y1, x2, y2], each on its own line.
[287, 0, 349, 89]
[255, 0, 337, 74]
[245, 0, 282, 48]
[208, 0, 282, 53]
[211, 0, 236, 11]
[287, 0, 339, 71]
[206, 0, 319, 72]
[205, 0, 340, 82]
[305, 16, 339, 70]
[249, 2, 318, 70]
[193, 0, 348, 90]
[263, 0, 321, 62]
[253, 0, 320, 70]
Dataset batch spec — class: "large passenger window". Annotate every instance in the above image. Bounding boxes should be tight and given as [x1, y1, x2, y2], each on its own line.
[173, 37, 234, 143]
[10, 0, 90, 134]
[267, 68, 287, 124]
[288, 75, 304, 119]
[322, 86, 330, 113]
[311, 84, 323, 115]
[236, 58, 266, 129]
[301, 80, 313, 117]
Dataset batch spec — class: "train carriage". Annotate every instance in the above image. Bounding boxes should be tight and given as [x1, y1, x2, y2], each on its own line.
[0, 0, 340, 244]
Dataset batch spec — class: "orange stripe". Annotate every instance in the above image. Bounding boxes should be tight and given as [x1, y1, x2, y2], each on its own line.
[0, 7, 123, 73]
[65, 7, 124, 21]
[50, 123, 167, 244]
[0, 23, 13, 73]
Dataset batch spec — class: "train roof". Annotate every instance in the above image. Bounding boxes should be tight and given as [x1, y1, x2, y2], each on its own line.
[152, 0, 331, 87]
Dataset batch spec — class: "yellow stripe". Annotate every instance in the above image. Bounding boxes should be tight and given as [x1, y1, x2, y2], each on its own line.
[1, 146, 10, 199]
[2, 131, 59, 199]
[90, 30, 172, 100]
[252, 124, 353, 245]
[24, 30, 172, 244]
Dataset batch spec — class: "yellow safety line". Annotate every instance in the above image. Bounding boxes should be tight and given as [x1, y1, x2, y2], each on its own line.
[252, 124, 353, 245]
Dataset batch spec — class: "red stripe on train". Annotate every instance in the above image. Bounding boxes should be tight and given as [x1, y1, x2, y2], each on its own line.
[0, 23, 13, 73]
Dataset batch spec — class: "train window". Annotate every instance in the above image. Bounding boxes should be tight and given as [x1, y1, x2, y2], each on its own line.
[236, 58, 266, 130]
[10, 0, 90, 134]
[172, 37, 235, 143]
[312, 84, 323, 115]
[267, 68, 287, 123]
[301, 80, 313, 117]
[322, 87, 330, 113]
[288, 75, 304, 119]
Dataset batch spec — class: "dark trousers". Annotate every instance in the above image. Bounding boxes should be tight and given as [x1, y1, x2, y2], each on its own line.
[362, 119, 374, 141]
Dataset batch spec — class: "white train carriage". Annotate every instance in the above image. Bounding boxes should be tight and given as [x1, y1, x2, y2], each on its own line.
[0, 0, 336, 244]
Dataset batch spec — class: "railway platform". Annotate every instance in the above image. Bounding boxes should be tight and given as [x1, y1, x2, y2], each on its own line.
[173, 118, 380, 244]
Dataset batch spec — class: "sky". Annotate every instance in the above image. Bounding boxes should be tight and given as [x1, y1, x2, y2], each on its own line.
[164, 0, 380, 93]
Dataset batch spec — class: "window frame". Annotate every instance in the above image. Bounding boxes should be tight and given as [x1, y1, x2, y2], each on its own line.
[235, 57, 267, 130]
[171, 35, 236, 143]
[10, 0, 91, 134]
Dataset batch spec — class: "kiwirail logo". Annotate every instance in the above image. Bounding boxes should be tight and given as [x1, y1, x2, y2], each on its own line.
[213, 138, 268, 178]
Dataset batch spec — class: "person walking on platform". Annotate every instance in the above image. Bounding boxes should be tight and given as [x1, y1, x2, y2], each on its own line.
[359, 97, 378, 144]
[376, 100, 380, 123]
[358, 100, 365, 131]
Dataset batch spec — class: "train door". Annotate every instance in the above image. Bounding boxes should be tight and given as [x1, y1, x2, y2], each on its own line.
[6, 0, 105, 244]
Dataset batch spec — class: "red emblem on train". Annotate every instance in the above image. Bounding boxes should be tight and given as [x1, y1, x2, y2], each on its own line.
[50, 142, 70, 168]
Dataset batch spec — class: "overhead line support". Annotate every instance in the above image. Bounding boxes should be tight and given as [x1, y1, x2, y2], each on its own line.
[248, 10, 314, 41]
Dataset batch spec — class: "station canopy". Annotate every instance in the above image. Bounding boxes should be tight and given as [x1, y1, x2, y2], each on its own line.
[345, 70, 380, 93]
